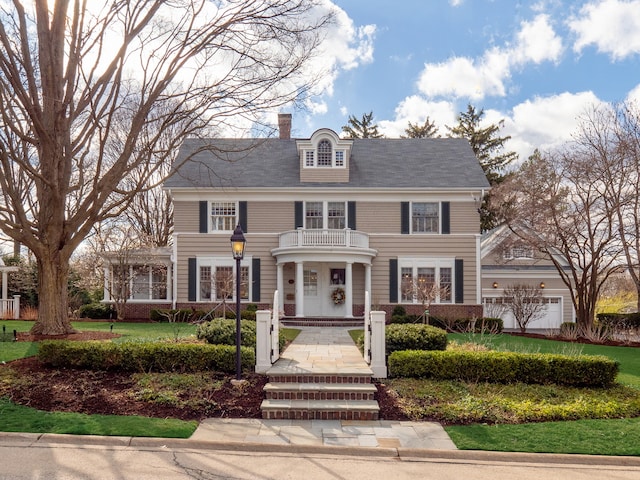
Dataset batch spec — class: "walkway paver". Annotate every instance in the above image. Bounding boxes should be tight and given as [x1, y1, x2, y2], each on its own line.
[193, 326, 457, 450]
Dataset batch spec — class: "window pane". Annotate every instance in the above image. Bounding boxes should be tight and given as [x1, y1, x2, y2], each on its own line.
[305, 150, 314, 167]
[318, 140, 332, 166]
[440, 267, 452, 302]
[328, 202, 345, 229]
[401, 267, 413, 302]
[335, 151, 344, 167]
[111, 264, 130, 300]
[240, 266, 249, 300]
[304, 269, 318, 296]
[215, 266, 233, 300]
[412, 202, 439, 233]
[305, 201, 323, 229]
[151, 265, 168, 299]
[416, 267, 435, 303]
[200, 266, 212, 300]
[131, 265, 149, 300]
[211, 202, 236, 231]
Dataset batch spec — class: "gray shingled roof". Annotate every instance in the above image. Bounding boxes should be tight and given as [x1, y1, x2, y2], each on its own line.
[164, 137, 490, 189]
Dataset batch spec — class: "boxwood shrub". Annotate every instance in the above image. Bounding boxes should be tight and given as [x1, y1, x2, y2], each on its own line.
[38, 340, 254, 374]
[386, 323, 448, 355]
[78, 302, 113, 319]
[149, 308, 207, 323]
[196, 319, 257, 347]
[388, 350, 619, 387]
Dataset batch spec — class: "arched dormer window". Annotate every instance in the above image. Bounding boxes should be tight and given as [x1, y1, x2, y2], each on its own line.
[317, 140, 332, 166]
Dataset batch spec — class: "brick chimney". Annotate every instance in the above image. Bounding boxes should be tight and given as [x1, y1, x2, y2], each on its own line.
[278, 113, 292, 139]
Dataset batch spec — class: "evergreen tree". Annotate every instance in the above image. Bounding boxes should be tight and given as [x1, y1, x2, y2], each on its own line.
[447, 104, 518, 231]
[341, 111, 383, 138]
[402, 118, 439, 138]
[447, 104, 517, 184]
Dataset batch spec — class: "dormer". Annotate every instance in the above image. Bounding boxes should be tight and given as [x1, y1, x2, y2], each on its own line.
[297, 128, 353, 183]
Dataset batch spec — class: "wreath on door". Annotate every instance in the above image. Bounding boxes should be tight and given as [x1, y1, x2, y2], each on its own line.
[332, 287, 346, 305]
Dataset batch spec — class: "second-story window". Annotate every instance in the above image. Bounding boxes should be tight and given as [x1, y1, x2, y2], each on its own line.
[304, 201, 347, 229]
[335, 151, 344, 167]
[211, 202, 236, 231]
[317, 140, 332, 166]
[412, 202, 439, 233]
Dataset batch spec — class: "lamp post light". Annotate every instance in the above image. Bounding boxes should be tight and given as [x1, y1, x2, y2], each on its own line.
[230, 224, 246, 381]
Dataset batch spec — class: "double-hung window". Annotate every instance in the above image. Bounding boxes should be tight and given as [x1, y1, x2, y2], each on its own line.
[304, 201, 347, 229]
[412, 202, 439, 233]
[211, 202, 236, 231]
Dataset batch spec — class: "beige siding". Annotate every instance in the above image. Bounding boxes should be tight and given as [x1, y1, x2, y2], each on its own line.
[173, 201, 200, 233]
[450, 202, 481, 234]
[248, 201, 294, 233]
[357, 202, 401, 234]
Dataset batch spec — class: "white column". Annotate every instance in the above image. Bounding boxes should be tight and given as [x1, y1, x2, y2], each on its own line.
[103, 265, 110, 301]
[364, 263, 371, 309]
[295, 261, 304, 317]
[345, 261, 353, 318]
[475, 233, 482, 305]
[277, 263, 284, 313]
[1, 271, 7, 301]
[370, 311, 387, 378]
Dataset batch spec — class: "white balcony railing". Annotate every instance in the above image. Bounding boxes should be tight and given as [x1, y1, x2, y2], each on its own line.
[278, 229, 370, 249]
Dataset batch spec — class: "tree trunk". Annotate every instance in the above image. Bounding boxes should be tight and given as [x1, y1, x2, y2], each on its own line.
[30, 255, 76, 335]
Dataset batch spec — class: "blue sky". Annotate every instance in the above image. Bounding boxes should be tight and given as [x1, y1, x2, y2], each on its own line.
[292, 0, 640, 162]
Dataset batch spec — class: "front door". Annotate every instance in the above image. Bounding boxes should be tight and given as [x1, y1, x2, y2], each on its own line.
[303, 264, 347, 317]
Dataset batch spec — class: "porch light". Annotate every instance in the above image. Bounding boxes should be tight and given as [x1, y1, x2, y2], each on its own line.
[492, 281, 498, 289]
[540, 282, 545, 289]
[230, 225, 246, 260]
[230, 224, 246, 382]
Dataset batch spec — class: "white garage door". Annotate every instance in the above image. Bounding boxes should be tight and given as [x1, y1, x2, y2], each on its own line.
[483, 297, 563, 330]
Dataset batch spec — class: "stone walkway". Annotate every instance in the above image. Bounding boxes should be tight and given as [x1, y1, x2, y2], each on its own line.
[192, 327, 457, 450]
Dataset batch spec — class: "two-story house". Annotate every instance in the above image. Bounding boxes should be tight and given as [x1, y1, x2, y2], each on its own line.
[143, 114, 490, 323]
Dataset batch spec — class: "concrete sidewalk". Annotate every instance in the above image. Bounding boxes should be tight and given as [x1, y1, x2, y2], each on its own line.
[191, 418, 457, 450]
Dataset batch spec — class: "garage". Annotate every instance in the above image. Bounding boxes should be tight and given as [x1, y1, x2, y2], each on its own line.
[483, 296, 563, 331]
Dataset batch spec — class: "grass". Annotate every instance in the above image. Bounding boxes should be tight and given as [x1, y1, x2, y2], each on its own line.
[445, 418, 640, 456]
[0, 397, 196, 438]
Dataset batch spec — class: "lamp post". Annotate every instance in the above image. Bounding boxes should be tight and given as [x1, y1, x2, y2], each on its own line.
[230, 224, 246, 381]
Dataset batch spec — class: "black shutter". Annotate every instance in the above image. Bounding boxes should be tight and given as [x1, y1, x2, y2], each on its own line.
[239, 201, 248, 233]
[454, 259, 464, 304]
[252, 258, 261, 302]
[389, 258, 398, 303]
[295, 201, 303, 228]
[199, 201, 208, 233]
[441, 201, 450, 234]
[188, 258, 197, 301]
[348, 201, 356, 230]
[401, 202, 410, 234]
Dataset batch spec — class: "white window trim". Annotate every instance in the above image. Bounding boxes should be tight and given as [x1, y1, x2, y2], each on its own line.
[410, 201, 441, 234]
[303, 201, 348, 229]
[196, 256, 252, 302]
[302, 148, 347, 169]
[398, 258, 454, 304]
[209, 201, 238, 233]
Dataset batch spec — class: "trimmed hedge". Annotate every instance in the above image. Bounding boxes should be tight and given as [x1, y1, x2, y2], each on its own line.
[388, 350, 619, 387]
[386, 324, 448, 355]
[196, 319, 257, 347]
[38, 340, 254, 373]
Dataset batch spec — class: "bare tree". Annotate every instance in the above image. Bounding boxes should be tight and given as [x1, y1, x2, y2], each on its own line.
[0, 1, 331, 335]
[401, 270, 450, 325]
[492, 147, 620, 328]
[502, 283, 546, 333]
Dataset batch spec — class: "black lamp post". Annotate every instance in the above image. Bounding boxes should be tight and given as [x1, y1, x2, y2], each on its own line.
[230, 224, 246, 381]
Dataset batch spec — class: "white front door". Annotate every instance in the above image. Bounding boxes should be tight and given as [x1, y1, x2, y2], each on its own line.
[303, 264, 347, 317]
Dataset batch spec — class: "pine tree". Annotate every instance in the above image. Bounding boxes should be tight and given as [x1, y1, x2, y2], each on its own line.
[402, 118, 439, 138]
[341, 111, 383, 138]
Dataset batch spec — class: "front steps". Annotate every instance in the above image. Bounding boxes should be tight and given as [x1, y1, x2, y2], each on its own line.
[260, 372, 380, 420]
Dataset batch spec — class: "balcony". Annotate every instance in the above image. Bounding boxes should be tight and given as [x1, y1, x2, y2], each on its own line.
[278, 229, 370, 249]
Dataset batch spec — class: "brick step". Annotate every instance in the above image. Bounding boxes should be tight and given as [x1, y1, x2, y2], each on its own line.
[280, 317, 364, 327]
[260, 399, 380, 421]
[264, 382, 377, 401]
[267, 373, 372, 384]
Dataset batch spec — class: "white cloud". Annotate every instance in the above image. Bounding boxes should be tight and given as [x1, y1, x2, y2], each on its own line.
[378, 96, 458, 137]
[449, 0, 464, 6]
[417, 14, 562, 101]
[627, 84, 640, 104]
[570, 0, 640, 60]
[498, 91, 605, 161]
